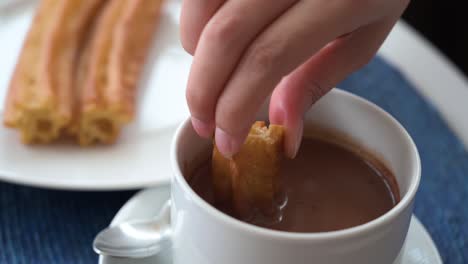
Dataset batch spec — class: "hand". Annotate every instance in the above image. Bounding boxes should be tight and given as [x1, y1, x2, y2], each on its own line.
[181, 0, 409, 158]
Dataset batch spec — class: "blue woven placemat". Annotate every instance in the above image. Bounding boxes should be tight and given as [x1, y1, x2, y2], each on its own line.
[0, 56, 467, 263]
[340, 57, 468, 263]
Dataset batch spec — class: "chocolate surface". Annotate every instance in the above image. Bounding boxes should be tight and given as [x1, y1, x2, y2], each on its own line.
[189, 135, 399, 233]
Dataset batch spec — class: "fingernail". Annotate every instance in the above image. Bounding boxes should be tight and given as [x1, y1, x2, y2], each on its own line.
[191, 117, 214, 138]
[270, 102, 285, 125]
[288, 121, 303, 159]
[215, 127, 243, 158]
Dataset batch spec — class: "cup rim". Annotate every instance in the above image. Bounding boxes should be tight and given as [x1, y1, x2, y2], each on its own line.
[170, 89, 421, 241]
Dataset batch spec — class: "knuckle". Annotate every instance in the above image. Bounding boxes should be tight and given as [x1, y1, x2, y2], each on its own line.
[246, 41, 283, 75]
[303, 80, 330, 106]
[203, 15, 243, 45]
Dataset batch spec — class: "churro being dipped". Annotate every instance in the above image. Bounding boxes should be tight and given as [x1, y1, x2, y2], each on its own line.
[212, 121, 285, 219]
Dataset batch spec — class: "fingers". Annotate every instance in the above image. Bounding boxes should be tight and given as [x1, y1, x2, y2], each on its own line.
[180, 0, 226, 54]
[213, 0, 366, 156]
[269, 17, 400, 158]
[186, 0, 298, 139]
[183, 0, 410, 158]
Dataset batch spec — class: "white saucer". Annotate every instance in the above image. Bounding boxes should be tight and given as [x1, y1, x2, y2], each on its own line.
[0, 0, 190, 190]
[99, 185, 443, 264]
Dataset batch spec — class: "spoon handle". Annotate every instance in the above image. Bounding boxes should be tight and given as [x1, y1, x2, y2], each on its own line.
[93, 200, 172, 258]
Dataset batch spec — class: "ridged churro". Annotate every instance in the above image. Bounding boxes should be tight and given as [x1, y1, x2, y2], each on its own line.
[4, 0, 105, 143]
[76, 0, 163, 145]
[212, 122, 285, 219]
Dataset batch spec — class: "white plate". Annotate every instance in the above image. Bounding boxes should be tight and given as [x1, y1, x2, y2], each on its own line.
[2, 2, 467, 191]
[0, 0, 191, 190]
[99, 185, 443, 264]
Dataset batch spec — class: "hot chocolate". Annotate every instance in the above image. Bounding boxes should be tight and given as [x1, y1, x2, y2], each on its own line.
[189, 133, 399, 233]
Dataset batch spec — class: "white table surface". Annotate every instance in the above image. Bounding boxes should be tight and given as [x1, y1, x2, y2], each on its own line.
[379, 20, 468, 147]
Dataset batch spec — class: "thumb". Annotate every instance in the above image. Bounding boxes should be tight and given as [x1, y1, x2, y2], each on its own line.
[269, 72, 326, 159]
[270, 18, 397, 158]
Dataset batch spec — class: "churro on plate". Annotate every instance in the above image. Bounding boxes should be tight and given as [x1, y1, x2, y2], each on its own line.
[75, 0, 164, 145]
[4, 0, 105, 143]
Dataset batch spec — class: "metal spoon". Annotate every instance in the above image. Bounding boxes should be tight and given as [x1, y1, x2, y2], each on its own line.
[93, 201, 171, 258]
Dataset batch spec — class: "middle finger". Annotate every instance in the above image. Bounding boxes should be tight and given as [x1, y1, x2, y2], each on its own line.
[186, 0, 298, 137]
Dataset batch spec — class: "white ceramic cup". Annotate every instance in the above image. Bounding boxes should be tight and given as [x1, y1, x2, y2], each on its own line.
[167, 89, 421, 264]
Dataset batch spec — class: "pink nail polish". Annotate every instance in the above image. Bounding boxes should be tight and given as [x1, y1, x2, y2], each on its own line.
[191, 117, 214, 138]
[215, 128, 242, 158]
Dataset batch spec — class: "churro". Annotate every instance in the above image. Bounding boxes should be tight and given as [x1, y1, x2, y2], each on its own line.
[212, 121, 285, 219]
[76, 0, 164, 145]
[4, 0, 105, 143]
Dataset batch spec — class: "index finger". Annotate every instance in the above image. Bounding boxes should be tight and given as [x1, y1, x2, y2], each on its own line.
[213, 0, 373, 157]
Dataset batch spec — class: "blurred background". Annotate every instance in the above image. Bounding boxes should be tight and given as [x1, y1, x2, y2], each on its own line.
[403, 1, 468, 76]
